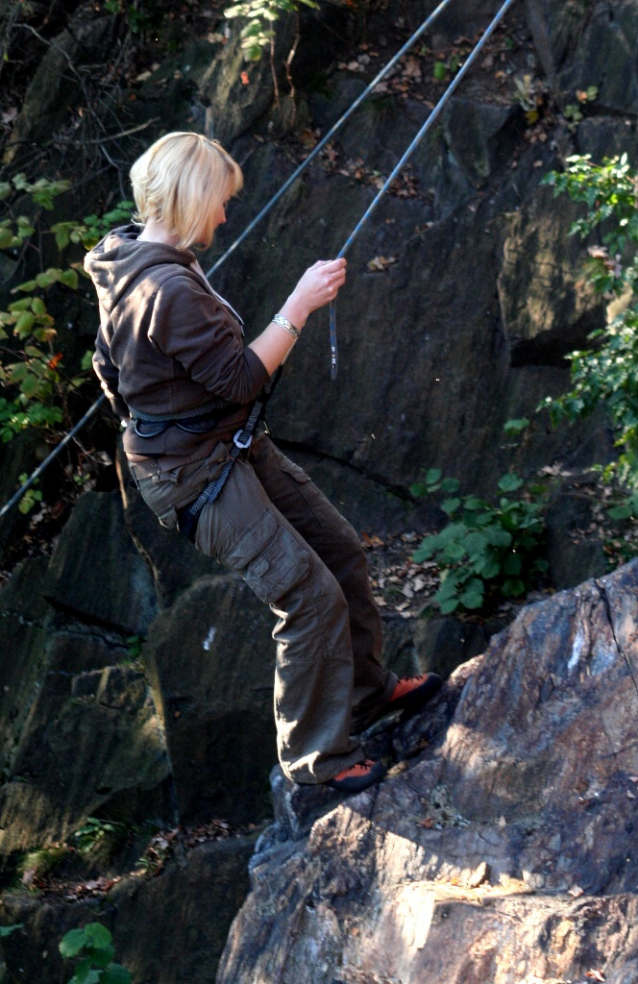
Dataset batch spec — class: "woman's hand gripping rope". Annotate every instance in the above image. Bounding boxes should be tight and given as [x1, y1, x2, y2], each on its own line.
[248, 258, 347, 376]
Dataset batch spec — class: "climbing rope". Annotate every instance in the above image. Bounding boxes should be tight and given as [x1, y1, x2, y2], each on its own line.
[0, 394, 106, 522]
[204, 0, 457, 279]
[328, 0, 518, 379]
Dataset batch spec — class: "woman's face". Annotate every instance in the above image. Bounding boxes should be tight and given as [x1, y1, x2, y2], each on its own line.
[211, 191, 231, 233]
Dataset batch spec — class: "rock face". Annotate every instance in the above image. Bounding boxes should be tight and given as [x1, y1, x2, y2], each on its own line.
[216, 560, 638, 984]
[0, 491, 172, 858]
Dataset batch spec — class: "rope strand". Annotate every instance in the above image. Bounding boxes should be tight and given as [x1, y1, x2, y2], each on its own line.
[329, 0, 518, 379]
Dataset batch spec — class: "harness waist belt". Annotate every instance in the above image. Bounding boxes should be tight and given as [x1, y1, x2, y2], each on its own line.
[130, 398, 241, 438]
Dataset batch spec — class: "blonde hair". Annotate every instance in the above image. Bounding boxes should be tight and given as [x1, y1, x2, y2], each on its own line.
[130, 132, 243, 249]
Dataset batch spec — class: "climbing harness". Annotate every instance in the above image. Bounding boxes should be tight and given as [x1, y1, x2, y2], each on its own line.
[328, 0, 518, 379]
[175, 368, 282, 542]
[0, 0, 518, 518]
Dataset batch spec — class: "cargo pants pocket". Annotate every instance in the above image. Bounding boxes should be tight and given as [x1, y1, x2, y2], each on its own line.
[222, 509, 311, 605]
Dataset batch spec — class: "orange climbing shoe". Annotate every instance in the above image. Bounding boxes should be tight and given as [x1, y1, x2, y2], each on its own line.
[387, 672, 443, 714]
[327, 759, 387, 793]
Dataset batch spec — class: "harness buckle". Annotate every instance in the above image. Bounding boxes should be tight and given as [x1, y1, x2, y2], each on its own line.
[233, 428, 253, 450]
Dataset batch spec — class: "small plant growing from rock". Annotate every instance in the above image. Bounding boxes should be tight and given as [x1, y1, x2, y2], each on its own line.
[72, 818, 121, 855]
[59, 922, 131, 984]
[412, 470, 547, 613]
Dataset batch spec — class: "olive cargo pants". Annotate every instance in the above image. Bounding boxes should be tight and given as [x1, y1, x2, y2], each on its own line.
[130, 432, 396, 784]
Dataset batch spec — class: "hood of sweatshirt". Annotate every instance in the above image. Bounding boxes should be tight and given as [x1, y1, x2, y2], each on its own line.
[84, 225, 197, 315]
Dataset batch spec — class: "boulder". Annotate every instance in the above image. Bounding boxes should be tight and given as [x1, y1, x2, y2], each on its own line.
[0, 556, 53, 779]
[0, 491, 173, 856]
[216, 560, 638, 984]
[0, 662, 172, 854]
[498, 183, 605, 366]
[44, 491, 158, 636]
[558, 1, 638, 116]
[0, 832, 257, 984]
[144, 574, 277, 825]
[412, 615, 491, 679]
[546, 488, 608, 590]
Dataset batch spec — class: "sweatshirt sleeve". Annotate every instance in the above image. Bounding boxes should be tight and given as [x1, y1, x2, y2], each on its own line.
[93, 327, 129, 420]
[148, 273, 269, 404]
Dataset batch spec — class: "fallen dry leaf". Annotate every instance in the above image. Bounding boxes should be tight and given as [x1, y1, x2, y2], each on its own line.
[367, 255, 397, 272]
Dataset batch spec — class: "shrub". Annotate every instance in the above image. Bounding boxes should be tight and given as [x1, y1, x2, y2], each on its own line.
[541, 154, 638, 487]
[412, 470, 547, 614]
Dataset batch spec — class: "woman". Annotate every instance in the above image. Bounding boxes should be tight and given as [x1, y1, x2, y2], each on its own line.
[85, 131, 441, 793]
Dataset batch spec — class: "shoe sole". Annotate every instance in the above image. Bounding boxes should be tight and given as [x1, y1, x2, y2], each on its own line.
[326, 761, 387, 793]
[389, 673, 443, 714]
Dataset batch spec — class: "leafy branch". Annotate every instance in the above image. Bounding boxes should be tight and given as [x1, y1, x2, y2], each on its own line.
[541, 154, 638, 486]
[224, 0, 318, 62]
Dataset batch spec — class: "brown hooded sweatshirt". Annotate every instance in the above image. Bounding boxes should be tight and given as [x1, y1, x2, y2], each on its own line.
[84, 225, 269, 460]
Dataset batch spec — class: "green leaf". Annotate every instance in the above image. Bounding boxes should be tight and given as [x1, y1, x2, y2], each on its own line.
[502, 577, 526, 598]
[0, 228, 16, 250]
[413, 540, 437, 563]
[83, 924, 112, 950]
[12, 279, 37, 293]
[99, 966, 132, 984]
[498, 474, 524, 493]
[60, 927, 89, 958]
[462, 496, 484, 511]
[20, 373, 43, 398]
[460, 587, 483, 609]
[438, 598, 460, 614]
[0, 924, 23, 937]
[478, 557, 501, 579]
[69, 971, 100, 984]
[503, 417, 530, 435]
[31, 297, 47, 317]
[410, 482, 429, 498]
[441, 497, 460, 515]
[58, 269, 79, 289]
[433, 61, 447, 81]
[440, 477, 460, 494]
[70, 956, 95, 984]
[464, 530, 489, 555]
[607, 504, 633, 520]
[8, 297, 33, 312]
[36, 270, 57, 288]
[425, 468, 442, 485]
[441, 541, 466, 562]
[8, 362, 28, 384]
[502, 552, 522, 576]
[14, 311, 36, 337]
[483, 526, 512, 548]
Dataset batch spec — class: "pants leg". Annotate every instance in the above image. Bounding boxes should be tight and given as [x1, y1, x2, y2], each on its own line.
[192, 452, 367, 784]
[248, 434, 396, 732]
